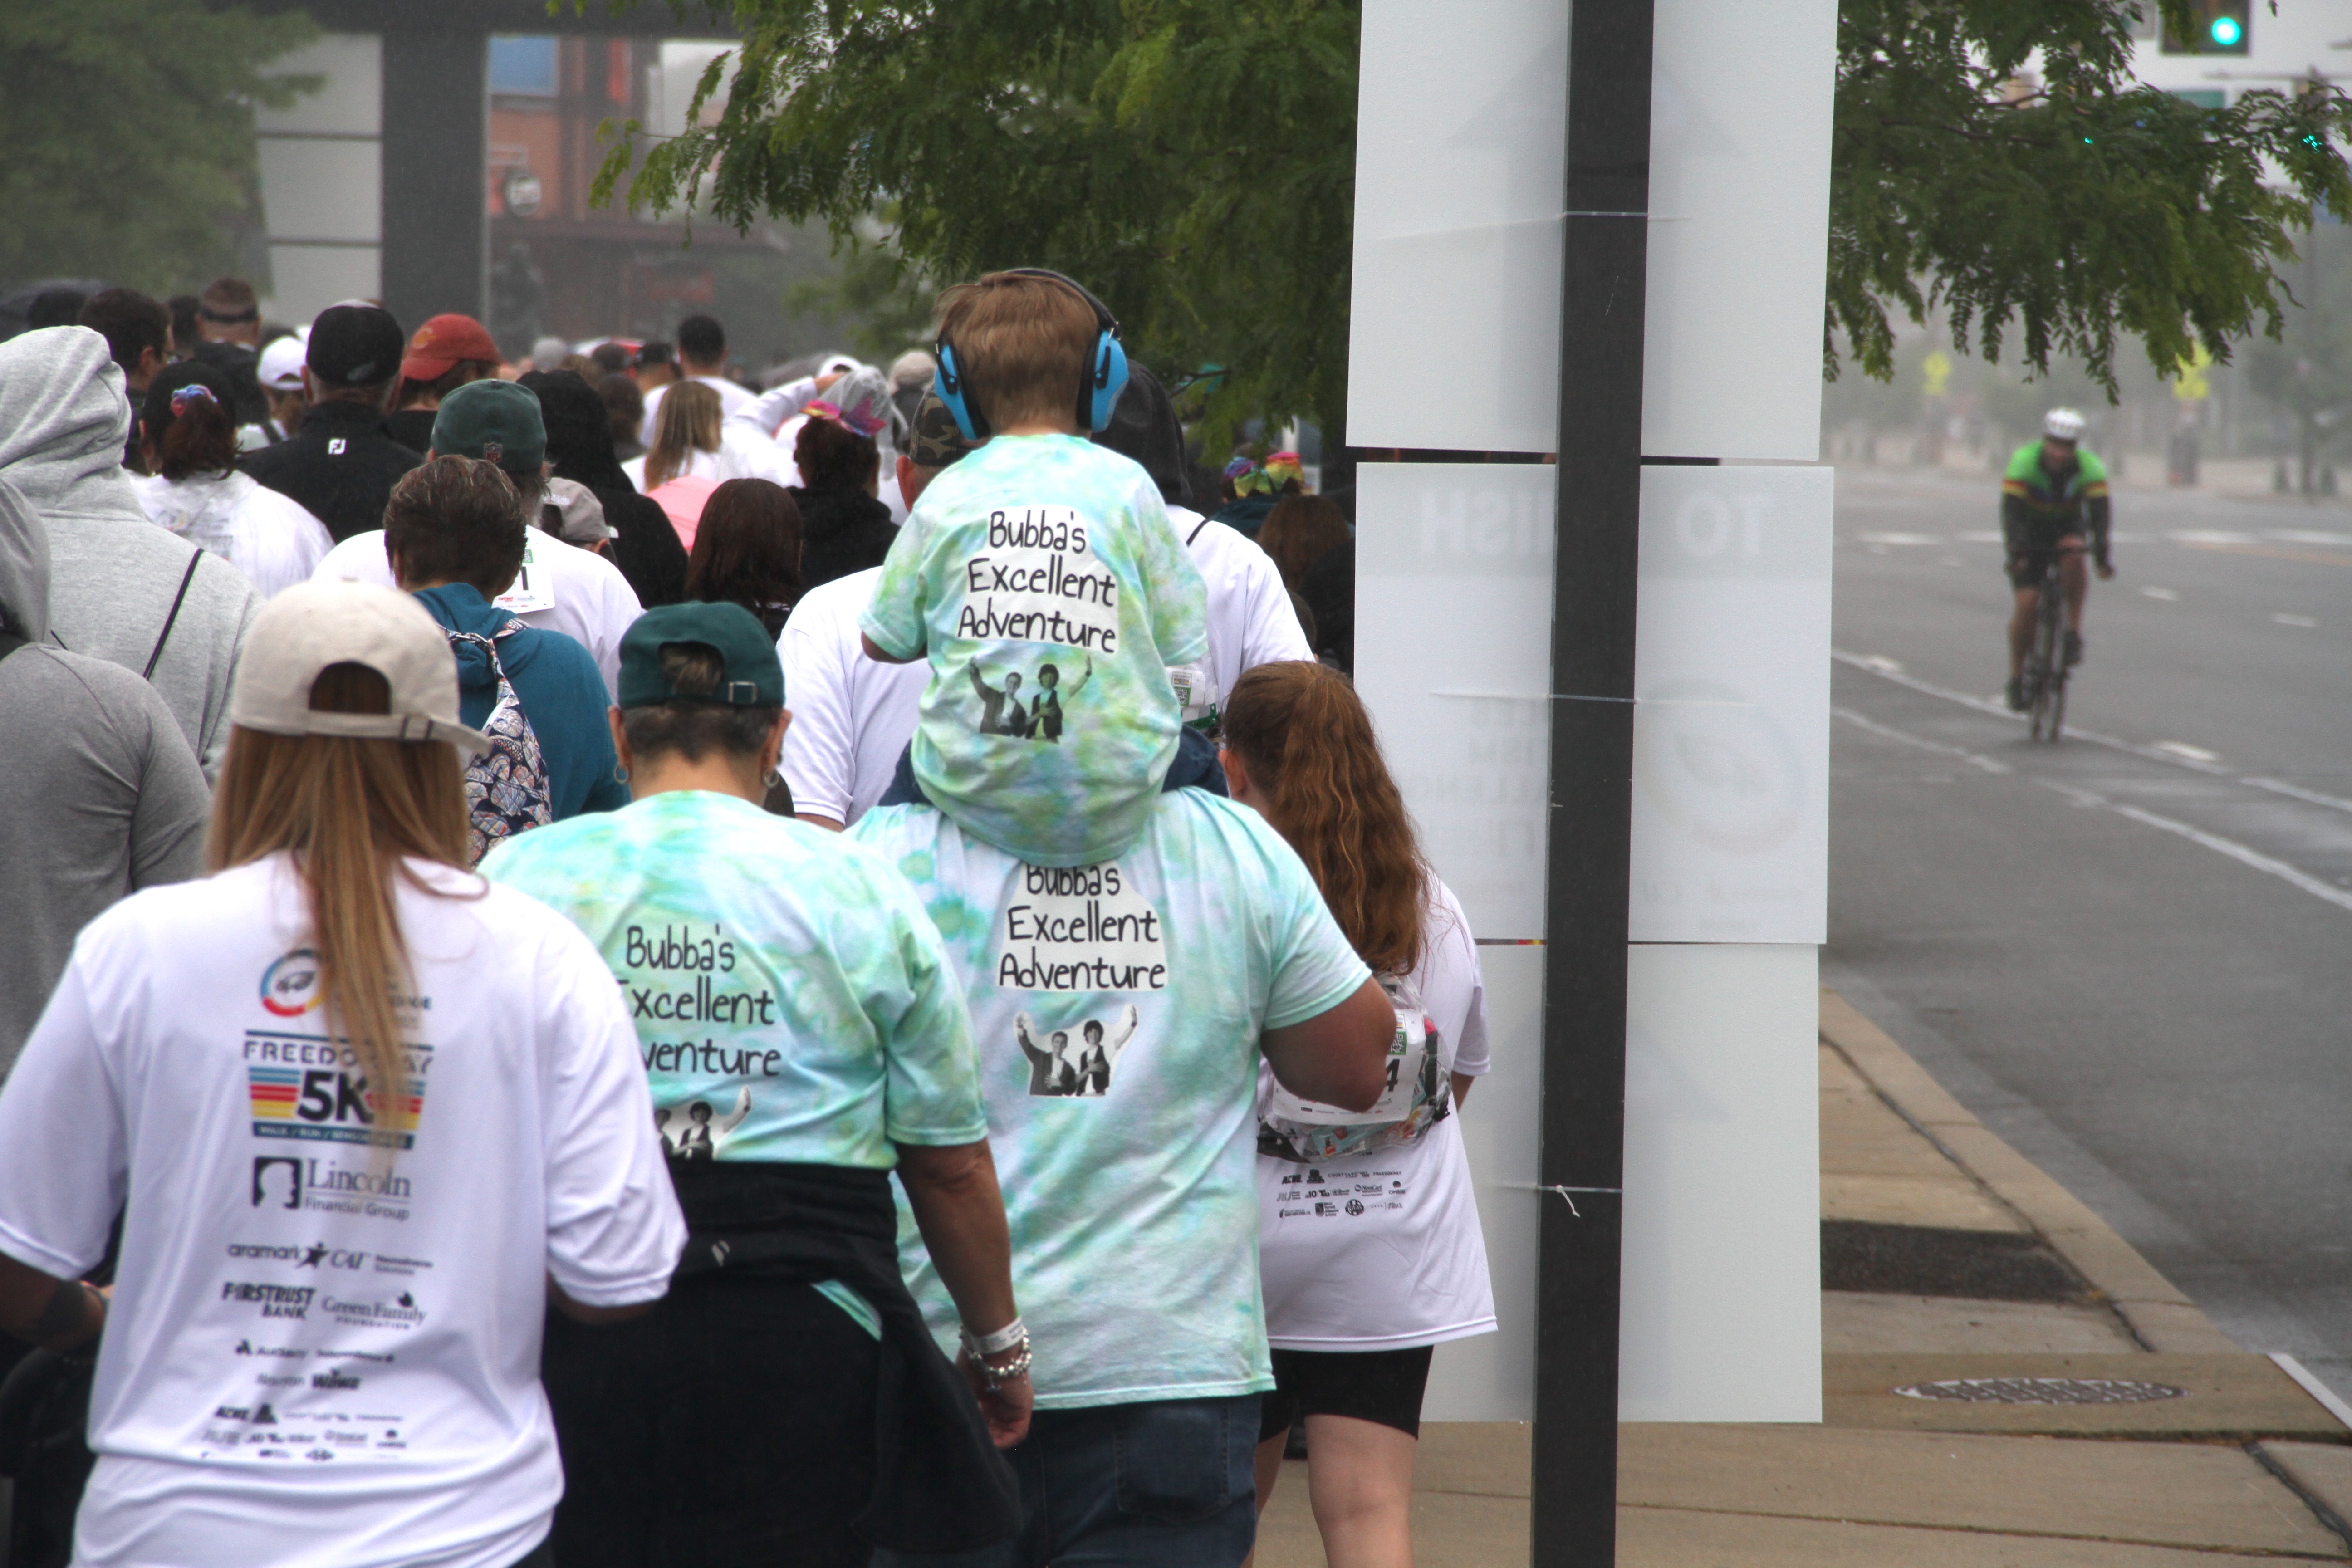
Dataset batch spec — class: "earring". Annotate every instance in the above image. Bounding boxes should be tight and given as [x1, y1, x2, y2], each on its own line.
[613, 763, 630, 784]
[762, 769, 782, 789]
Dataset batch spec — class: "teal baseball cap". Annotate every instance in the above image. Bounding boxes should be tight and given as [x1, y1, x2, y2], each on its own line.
[430, 378, 545, 474]
[618, 602, 785, 709]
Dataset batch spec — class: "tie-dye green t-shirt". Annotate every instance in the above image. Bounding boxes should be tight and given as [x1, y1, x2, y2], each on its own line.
[484, 790, 986, 1168]
[851, 790, 1370, 1408]
[859, 434, 1209, 869]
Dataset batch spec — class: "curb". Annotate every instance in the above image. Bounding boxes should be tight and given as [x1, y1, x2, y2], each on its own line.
[1818, 988, 2239, 1356]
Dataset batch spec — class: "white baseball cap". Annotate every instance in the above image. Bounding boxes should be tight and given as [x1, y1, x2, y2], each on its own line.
[259, 332, 309, 393]
[230, 581, 491, 755]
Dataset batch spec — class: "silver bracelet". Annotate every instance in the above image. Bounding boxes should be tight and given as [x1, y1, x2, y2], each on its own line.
[978, 1345, 1034, 1388]
[962, 1316, 1027, 1357]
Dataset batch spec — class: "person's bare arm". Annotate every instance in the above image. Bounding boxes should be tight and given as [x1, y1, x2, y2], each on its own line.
[0, 1253, 103, 1352]
[863, 633, 920, 665]
[897, 1140, 1031, 1447]
[1260, 977, 1394, 1112]
[547, 1278, 658, 1326]
[1451, 1072, 1476, 1109]
[795, 813, 846, 832]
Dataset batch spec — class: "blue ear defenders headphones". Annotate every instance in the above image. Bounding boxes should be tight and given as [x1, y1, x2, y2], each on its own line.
[933, 268, 1130, 442]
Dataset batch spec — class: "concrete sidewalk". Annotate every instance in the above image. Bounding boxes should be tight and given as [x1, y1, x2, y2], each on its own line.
[1253, 990, 2352, 1566]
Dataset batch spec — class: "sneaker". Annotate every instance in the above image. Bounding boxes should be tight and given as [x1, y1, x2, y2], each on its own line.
[2063, 631, 2084, 667]
[2005, 676, 2028, 711]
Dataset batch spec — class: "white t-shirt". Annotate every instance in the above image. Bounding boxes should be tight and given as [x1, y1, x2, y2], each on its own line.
[0, 854, 683, 1568]
[620, 446, 730, 494]
[132, 470, 334, 599]
[778, 566, 926, 826]
[310, 529, 643, 701]
[720, 379, 908, 517]
[1167, 506, 1312, 723]
[1258, 877, 1496, 1350]
[639, 373, 758, 449]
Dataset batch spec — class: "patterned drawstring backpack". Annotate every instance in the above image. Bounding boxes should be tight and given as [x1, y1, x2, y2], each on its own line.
[446, 620, 555, 864]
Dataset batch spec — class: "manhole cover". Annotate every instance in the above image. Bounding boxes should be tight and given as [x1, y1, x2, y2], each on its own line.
[1892, 1377, 2187, 1405]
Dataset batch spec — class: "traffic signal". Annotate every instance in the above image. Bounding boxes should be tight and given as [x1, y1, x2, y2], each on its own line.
[2161, 0, 2250, 55]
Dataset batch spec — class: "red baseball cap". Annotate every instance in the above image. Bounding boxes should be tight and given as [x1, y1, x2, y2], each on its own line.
[400, 314, 501, 381]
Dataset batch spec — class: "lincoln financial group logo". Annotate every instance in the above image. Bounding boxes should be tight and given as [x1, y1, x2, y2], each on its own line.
[250, 1156, 415, 1222]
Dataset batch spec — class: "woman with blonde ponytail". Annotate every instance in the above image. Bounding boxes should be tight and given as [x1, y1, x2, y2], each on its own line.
[0, 580, 683, 1568]
[1221, 660, 1497, 1568]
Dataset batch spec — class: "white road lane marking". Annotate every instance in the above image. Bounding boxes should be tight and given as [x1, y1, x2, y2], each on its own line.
[1957, 531, 2005, 544]
[2271, 532, 2352, 547]
[2272, 613, 2318, 628]
[2105, 804, 2352, 916]
[2141, 587, 2180, 601]
[2170, 530, 2260, 545]
[1831, 650, 2234, 773]
[2154, 740, 2221, 763]
[1831, 707, 2013, 774]
[2240, 777, 2352, 816]
[1829, 699, 2352, 918]
[1857, 532, 1939, 545]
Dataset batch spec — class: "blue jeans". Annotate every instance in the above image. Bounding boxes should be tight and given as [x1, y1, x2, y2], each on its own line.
[872, 1396, 1259, 1568]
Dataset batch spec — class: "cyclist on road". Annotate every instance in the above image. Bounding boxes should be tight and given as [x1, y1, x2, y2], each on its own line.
[2003, 407, 2115, 711]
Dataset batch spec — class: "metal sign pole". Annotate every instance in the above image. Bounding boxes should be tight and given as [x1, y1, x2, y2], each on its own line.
[1531, 0, 1655, 1561]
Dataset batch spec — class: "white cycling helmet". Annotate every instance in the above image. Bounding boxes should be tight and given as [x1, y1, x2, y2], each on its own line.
[2043, 407, 2087, 441]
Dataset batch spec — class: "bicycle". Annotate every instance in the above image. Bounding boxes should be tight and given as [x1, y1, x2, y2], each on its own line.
[2020, 549, 2070, 742]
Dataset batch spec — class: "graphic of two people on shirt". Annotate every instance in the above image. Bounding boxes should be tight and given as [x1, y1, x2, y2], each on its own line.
[654, 1086, 752, 1159]
[1017, 1005, 1140, 1097]
[970, 654, 1093, 742]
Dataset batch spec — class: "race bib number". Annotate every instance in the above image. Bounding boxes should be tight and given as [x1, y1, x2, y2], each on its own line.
[494, 538, 555, 616]
[1264, 1008, 1418, 1126]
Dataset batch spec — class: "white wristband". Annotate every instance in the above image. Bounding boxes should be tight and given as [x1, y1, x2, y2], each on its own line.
[964, 1317, 1027, 1356]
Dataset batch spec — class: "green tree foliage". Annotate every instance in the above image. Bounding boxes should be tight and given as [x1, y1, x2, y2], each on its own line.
[0, 0, 316, 294]
[600, 0, 2352, 437]
[1831, 0, 2352, 397]
[592, 0, 1357, 445]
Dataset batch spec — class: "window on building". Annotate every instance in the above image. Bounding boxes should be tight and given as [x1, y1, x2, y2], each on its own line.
[490, 36, 559, 97]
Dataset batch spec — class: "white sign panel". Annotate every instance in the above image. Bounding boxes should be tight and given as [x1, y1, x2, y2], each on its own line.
[1618, 942, 1822, 1421]
[1629, 465, 1832, 943]
[1354, 464, 1555, 941]
[1347, 0, 1565, 454]
[1348, 0, 1838, 462]
[1423, 944, 1543, 1422]
[1641, 0, 1837, 461]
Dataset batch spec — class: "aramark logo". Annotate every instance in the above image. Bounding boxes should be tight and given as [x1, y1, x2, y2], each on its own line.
[225, 1241, 367, 1269]
[259, 950, 324, 1018]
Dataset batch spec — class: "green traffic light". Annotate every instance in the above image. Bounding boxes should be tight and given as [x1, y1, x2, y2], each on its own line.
[2209, 14, 2242, 46]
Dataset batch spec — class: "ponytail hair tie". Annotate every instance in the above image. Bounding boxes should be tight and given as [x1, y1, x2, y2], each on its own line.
[168, 383, 220, 418]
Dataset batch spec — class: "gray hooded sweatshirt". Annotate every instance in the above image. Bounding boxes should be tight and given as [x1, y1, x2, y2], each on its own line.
[0, 475, 210, 1073]
[0, 326, 258, 774]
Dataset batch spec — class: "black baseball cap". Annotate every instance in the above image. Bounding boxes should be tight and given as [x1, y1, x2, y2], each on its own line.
[618, 603, 785, 709]
[306, 302, 404, 388]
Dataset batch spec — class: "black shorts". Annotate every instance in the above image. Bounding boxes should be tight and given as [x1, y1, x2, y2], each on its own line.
[1257, 1345, 1436, 1442]
[2006, 534, 2085, 590]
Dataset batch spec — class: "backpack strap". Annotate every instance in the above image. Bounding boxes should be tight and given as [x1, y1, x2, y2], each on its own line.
[143, 549, 205, 681]
[1186, 516, 1210, 547]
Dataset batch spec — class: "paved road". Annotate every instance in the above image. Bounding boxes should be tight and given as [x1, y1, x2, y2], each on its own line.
[1823, 464, 2352, 1396]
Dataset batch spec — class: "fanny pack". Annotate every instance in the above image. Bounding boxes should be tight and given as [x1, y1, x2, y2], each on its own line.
[1257, 971, 1450, 1163]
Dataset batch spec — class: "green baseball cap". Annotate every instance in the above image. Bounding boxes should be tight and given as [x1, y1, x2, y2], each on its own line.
[430, 379, 546, 473]
[618, 602, 785, 709]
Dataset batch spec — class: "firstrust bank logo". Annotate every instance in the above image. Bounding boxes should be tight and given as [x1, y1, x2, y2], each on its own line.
[259, 950, 324, 1018]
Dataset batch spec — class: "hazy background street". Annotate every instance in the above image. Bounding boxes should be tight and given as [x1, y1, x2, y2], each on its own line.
[1826, 464, 2352, 1398]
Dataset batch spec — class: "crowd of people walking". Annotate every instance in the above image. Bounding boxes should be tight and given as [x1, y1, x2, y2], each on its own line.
[0, 268, 1476, 1568]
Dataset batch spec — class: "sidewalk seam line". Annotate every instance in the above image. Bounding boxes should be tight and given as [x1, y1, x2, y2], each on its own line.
[2248, 1439, 2352, 1556]
[1616, 1499, 2350, 1557]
